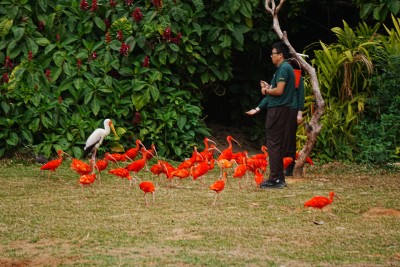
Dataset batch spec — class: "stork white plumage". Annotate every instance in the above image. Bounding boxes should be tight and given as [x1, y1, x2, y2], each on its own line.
[83, 119, 118, 162]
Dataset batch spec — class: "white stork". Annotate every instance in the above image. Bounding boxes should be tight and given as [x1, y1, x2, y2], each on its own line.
[83, 119, 118, 162]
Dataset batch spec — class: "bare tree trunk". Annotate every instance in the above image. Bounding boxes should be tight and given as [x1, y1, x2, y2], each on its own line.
[264, 0, 325, 177]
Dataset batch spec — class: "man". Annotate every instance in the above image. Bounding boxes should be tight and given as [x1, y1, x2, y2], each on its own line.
[258, 42, 295, 189]
[283, 58, 305, 176]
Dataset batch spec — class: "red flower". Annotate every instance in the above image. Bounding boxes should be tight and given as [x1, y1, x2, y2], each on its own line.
[91, 52, 97, 60]
[133, 111, 141, 125]
[162, 26, 171, 42]
[105, 32, 112, 43]
[77, 58, 82, 69]
[172, 32, 182, 44]
[142, 55, 150, 68]
[37, 21, 45, 32]
[28, 51, 33, 61]
[56, 33, 60, 42]
[132, 7, 143, 22]
[58, 96, 63, 104]
[45, 69, 51, 81]
[2, 73, 9, 83]
[80, 0, 89, 11]
[120, 43, 130, 56]
[117, 30, 123, 41]
[91, 0, 98, 11]
[152, 0, 163, 9]
[104, 19, 111, 30]
[4, 56, 13, 69]
[109, 0, 117, 7]
[125, 0, 133, 6]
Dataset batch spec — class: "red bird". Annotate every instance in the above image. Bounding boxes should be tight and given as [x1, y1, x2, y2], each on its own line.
[125, 139, 144, 160]
[125, 148, 150, 181]
[198, 138, 217, 162]
[304, 192, 335, 209]
[108, 152, 128, 162]
[209, 172, 227, 206]
[254, 169, 264, 187]
[296, 152, 314, 165]
[170, 168, 191, 179]
[233, 163, 247, 189]
[177, 146, 201, 169]
[79, 173, 96, 187]
[143, 144, 157, 160]
[191, 158, 214, 183]
[283, 157, 294, 170]
[217, 135, 241, 161]
[71, 158, 93, 175]
[252, 145, 269, 160]
[139, 181, 155, 206]
[109, 167, 133, 186]
[40, 150, 65, 178]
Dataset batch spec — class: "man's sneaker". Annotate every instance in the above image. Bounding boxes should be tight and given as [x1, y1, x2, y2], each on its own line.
[259, 179, 286, 189]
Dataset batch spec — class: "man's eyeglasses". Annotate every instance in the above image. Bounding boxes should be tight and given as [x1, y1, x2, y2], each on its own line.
[271, 52, 281, 56]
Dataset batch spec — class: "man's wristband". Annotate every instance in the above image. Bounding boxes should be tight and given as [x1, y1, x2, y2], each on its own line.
[255, 107, 260, 112]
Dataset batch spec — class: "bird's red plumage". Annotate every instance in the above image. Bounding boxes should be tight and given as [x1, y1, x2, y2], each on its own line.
[304, 192, 335, 209]
[139, 181, 155, 193]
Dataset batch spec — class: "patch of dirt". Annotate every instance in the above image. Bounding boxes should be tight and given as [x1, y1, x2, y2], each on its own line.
[0, 239, 79, 267]
[207, 122, 262, 156]
[363, 207, 400, 217]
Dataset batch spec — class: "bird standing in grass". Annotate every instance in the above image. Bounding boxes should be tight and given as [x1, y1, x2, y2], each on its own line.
[217, 135, 241, 161]
[83, 119, 118, 162]
[109, 168, 133, 187]
[304, 192, 335, 209]
[139, 181, 155, 206]
[209, 172, 227, 206]
[304, 192, 335, 223]
[71, 158, 93, 175]
[40, 150, 65, 180]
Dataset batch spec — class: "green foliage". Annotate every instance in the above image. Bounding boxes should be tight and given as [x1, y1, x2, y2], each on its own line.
[0, 0, 272, 159]
[354, 54, 400, 165]
[356, 0, 400, 22]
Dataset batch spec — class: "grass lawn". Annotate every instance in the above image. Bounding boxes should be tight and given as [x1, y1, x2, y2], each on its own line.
[0, 159, 399, 266]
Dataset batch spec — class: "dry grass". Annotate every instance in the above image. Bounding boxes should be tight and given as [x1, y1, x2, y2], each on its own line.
[0, 159, 399, 266]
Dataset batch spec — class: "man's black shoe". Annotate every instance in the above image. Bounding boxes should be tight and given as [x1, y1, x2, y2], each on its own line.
[259, 179, 286, 189]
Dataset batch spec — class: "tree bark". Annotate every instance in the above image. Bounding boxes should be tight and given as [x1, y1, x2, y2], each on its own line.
[264, 0, 325, 177]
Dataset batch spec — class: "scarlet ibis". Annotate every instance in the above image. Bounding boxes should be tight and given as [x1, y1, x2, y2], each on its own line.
[217, 135, 241, 161]
[304, 192, 335, 223]
[71, 158, 93, 175]
[198, 138, 217, 161]
[283, 157, 294, 169]
[139, 181, 155, 206]
[254, 169, 264, 187]
[125, 148, 152, 182]
[252, 145, 269, 160]
[209, 172, 227, 206]
[125, 139, 144, 160]
[40, 150, 65, 179]
[83, 119, 118, 162]
[95, 155, 109, 182]
[170, 168, 191, 179]
[108, 168, 133, 187]
[191, 158, 214, 183]
[296, 152, 314, 165]
[233, 162, 248, 189]
[79, 173, 96, 187]
[177, 146, 201, 169]
[304, 192, 335, 209]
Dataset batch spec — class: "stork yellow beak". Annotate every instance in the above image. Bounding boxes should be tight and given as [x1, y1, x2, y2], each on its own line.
[110, 123, 119, 140]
